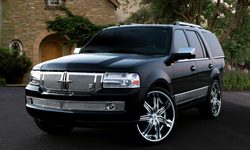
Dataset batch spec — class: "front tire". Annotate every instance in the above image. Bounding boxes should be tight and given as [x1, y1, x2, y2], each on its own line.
[136, 87, 177, 144]
[199, 79, 222, 119]
[34, 119, 74, 134]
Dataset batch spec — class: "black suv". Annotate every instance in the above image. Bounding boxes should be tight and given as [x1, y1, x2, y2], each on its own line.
[26, 21, 225, 144]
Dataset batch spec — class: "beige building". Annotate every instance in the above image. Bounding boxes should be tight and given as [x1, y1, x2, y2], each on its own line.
[115, 0, 140, 24]
[0, 0, 119, 83]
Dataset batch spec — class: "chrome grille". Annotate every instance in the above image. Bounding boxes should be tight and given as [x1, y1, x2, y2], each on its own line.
[41, 72, 64, 91]
[40, 72, 103, 94]
[95, 75, 102, 90]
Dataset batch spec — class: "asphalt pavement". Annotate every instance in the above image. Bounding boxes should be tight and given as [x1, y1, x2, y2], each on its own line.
[1, 87, 250, 150]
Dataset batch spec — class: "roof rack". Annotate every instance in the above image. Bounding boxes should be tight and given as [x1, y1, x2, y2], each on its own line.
[173, 21, 203, 29]
[125, 23, 142, 25]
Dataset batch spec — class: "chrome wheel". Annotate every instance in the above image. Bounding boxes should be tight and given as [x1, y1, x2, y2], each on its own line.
[137, 89, 176, 143]
[210, 81, 221, 117]
[199, 79, 222, 119]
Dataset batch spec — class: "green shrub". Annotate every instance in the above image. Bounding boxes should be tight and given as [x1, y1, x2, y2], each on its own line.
[0, 47, 32, 84]
[230, 74, 237, 90]
[244, 75, 250, 90]
[236, 73, 244, 91]
[224, 66, 250, 91]
[223, 75, 232, 91]
[0, 78, 6, 87]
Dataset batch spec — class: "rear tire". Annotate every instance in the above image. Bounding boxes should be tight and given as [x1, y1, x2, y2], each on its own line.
[199, 79, 222, 119]
[135, 87, 177, 144]
[34, 119, 74, 134]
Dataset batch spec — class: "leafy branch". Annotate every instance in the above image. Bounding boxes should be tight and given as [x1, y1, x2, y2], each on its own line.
[46, 6, 115, 47]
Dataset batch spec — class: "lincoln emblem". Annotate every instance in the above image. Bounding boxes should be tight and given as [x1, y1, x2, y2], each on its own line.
[57, 72, 72, 91]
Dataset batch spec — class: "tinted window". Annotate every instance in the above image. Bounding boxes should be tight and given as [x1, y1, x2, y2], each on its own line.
[196, 33, 208, 57]
[174, 30, 189, 53]
[202, 32, 224, 57]
[83, 27, 171, 55]
[186, 31, 204, 58]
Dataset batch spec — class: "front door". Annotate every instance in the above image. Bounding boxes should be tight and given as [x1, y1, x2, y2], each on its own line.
[173, 60, 198, 103]
[172, 29, 198, 103]
[42, 42, 62, 62]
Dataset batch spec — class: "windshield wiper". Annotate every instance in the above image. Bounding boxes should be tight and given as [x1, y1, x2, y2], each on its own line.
[81, 49, 100, 53]
[108, 49, 150, 55]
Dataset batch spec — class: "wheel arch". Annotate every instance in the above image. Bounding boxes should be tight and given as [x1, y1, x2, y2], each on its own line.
[142, 70, 173, 94]
[148, 79, 173, 95]
[210, 67, 223, 88]
[137, 70, 173, 105]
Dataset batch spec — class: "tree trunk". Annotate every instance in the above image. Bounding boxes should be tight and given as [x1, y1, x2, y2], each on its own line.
[209, 0, 220, 32]
[219, 0, 250, 44]
[219, 10, 241, 44]
[196, 0, 202, 25]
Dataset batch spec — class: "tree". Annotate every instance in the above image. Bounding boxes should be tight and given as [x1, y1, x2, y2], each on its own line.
[121, 0, 250, 44]
[221, 12, 250, 67]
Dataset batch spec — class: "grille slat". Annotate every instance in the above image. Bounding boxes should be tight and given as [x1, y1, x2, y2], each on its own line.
[40, 72, 103, 93]
[68, 74, 95, 91]
[41, 73, 63, 91]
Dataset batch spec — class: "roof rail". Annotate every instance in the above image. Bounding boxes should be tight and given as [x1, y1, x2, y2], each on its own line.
[173, 21, 203, 29]
[125, 23, 142, 25]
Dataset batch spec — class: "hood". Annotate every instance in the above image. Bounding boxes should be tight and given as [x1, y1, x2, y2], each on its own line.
[34, 53, 157, 72]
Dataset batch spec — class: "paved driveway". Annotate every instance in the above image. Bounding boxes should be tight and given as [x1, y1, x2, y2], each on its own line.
[1, 87, 250, 150]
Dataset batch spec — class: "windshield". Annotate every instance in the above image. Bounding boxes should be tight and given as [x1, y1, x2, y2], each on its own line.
[81, 27, 171, 55]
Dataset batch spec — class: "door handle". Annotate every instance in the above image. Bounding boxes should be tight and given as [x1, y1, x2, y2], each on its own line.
[208, 64, 213, 69]
[190, 66, 196, 71]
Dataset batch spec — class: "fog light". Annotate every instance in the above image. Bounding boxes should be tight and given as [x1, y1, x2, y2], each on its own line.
[106, 103, 116, 110]
[29, 98, 33, 104]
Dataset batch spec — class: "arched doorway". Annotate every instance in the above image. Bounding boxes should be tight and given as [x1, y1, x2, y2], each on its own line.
[42, 42, 62, 62]
[33, 30, 77, 66]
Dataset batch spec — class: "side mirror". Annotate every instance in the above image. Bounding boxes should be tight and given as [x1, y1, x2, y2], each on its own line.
[74, 48, 81, 54]
[173, 47, 195, 61]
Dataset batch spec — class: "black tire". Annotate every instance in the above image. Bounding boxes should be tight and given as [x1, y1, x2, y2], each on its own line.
[34, 119, 74, 134]
[135, 87, 177, 144]
[199, 79, 222, 119]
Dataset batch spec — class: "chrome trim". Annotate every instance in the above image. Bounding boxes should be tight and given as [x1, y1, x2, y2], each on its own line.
[74, 48, 81, 54]
[213, 56, 225, 59]
[177, 58, 209, 62]
[194, 58, 210, 61]
[196, 86, 208, 98]
[66, 72, 103, 92]
[103, 81, 120, 84]
[26, 96, 125, 111]
[174, 86, 208, 102]
[178, 47, 195, 55]
[173, 21, 203, 29]
[39, 72, 104, 94]
[40, 72, 64, 91]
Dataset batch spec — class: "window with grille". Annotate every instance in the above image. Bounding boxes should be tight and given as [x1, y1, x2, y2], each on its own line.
[9, 40, 23, 55]
[45, 0, 65, 10]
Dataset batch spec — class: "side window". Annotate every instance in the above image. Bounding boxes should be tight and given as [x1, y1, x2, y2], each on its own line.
[186, 31, 204, 58]
[174, 30, 189, 53]
[196, 34, 208, 58]
[202, 32, 224, 57]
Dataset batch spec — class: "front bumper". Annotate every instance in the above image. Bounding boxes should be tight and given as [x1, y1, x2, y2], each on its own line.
[25, 84, 148, 126]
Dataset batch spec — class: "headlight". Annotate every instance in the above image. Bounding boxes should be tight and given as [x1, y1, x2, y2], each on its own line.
[29, 71, 40, 86]
[103, 73, 140, 88]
